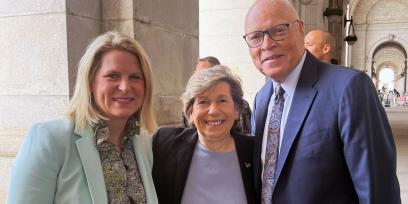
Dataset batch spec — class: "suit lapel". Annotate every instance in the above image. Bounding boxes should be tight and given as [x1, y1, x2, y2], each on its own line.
[174, 130, 198, 203]
[254, 80, 274, 193]
[274, 53, 318, 188]
[132, 134, 156, 204]
[75, 125, 108, 204]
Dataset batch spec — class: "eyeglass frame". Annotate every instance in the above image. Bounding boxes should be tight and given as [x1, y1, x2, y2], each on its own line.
[243, 20, 302, 48]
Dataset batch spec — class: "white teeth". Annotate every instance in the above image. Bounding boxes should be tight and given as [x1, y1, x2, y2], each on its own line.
[207, 120, 222, 126]
[115, 98, 132, 101]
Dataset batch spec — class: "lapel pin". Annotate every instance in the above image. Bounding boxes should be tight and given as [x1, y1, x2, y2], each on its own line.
[245, 162, 251, 168]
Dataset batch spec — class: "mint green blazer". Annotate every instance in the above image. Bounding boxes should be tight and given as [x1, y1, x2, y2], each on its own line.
[7, 118, 158, 204]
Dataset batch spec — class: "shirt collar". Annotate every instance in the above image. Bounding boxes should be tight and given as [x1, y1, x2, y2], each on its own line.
[94, 116, 140, 147]
[272, 51, 306, 97]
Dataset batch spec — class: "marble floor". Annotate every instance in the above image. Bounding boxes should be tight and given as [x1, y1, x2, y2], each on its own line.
[386, 107, 408, 204]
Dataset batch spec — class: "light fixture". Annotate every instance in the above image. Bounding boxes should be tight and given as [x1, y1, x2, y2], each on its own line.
[344, 15, 357, 45]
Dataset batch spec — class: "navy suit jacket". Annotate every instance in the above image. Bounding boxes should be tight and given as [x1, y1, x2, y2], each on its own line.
[252, 52, 401, 204]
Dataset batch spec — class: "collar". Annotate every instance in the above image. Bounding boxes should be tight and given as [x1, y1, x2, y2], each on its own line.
[94, 117, 140, 146]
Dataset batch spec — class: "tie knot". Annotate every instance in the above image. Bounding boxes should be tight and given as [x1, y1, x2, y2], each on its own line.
[274, 85, 285, 103]
[275, 85, 285, 96]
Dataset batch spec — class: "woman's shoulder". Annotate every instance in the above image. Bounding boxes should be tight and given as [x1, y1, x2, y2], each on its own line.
[25, 117, 78, 147]
[30, 117, 75, 136]
[34, 117, 74, 128]
[232, 131, 254, 142]
[153, 127, 197, 147]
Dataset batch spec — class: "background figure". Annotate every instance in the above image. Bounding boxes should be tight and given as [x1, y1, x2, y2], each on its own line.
[153, 66, 256, 204]
[196, 56, 221, 71]
[181, 56, 252, 135]
[304, 30, 336, 64]
[243, 0, 400, 203]
[394, 88, 401, 97]
[8, 32, 158, 204]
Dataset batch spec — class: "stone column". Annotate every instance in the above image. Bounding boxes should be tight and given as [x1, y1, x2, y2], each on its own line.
[0, 1, 71, 200]
[132, 0, 199, 125]
[101, 0, 199, 125]
[300, 0, 326, 33]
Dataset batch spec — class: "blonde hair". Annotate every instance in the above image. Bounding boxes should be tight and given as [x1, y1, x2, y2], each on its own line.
[66, 31, 157, 133]
[181, 65, 244, 122]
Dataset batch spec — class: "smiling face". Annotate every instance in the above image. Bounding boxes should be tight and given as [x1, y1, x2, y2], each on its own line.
[244, 0, 305, 83]
[189, 81, 239, 142]
[91, 50, 145, 123]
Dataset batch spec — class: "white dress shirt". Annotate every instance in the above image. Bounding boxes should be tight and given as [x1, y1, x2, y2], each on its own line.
[261, 51, 306, 171]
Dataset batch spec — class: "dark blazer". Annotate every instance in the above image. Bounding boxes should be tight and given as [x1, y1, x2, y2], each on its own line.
[251, 52, 401, 204]
[152, 127, 256, 204]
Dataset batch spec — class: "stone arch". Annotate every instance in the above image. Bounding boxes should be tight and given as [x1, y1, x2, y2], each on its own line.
[351, 0, 408, 20]
[367, 0, 408, 24]
[367, 38, 408, 90]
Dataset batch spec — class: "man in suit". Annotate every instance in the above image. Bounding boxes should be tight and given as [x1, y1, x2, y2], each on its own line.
[304, 30, 336, 64]
[243, 0, 401, 203]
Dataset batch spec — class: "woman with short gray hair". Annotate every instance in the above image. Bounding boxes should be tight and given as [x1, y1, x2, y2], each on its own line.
[152, 65, 255, 204]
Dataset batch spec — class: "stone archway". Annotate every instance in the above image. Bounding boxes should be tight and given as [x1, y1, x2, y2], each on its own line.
[349, 0, 408, 87]
[369, 41, 407, 93]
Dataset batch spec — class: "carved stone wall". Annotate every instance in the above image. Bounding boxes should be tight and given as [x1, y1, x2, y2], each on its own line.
[351, 0, 408, 93]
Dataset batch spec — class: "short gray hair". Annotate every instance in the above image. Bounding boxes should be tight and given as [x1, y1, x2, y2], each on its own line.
[181, 65, 244, 122]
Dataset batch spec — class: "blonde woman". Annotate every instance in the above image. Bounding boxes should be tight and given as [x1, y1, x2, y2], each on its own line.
[8, 32, 158, 204]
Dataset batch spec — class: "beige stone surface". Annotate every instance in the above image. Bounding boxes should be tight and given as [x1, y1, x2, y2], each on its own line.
[0, 130, 25, 157]
[66, 14, 101, 94]
[0, 0, 65, 17]
[135, 22, 197, 96]
[67, 0, 100, 19]
[199, 0, 253, 10]
[133, 16, 198, 125]
[101, 19, 134, 36]
[387, 109, 408, 204]
[0, 96, 69, 129]
[0, 129, 25, 203]
[367, 0, 408, 24]
[133, 0, 153, 24]
[135, 0, 198, 34]
[102, 0, 133, 20]
[0, 14, 68, 96]
[154, 96, 184, 125]
[0, 157, 13, 204]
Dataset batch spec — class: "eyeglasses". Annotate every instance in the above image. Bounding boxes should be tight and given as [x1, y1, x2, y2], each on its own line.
[243, 20, 301, 48]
